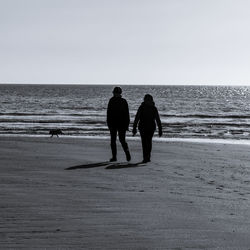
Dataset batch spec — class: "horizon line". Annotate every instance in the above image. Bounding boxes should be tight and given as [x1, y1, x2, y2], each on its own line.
[1, 82, 250, 86]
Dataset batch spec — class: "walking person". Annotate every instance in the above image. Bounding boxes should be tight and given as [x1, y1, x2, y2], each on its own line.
[107, 87, 131, 162]
[132, 94, 162, 163]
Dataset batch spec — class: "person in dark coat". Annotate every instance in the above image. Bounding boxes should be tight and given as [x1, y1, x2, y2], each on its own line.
[132, 94, 162, 163]
[107, 87, 131, 162]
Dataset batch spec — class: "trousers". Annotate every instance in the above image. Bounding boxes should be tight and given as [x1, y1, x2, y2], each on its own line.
[140, 130, 154, 161]
[110, 128, 129, 158]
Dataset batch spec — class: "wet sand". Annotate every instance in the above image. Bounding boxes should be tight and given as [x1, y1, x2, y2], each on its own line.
[1, 136, 250, 249]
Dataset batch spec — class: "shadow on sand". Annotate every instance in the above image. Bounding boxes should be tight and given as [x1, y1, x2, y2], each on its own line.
[65, 161, 110, 170]
[105, 162, 143, 170]
[65, 162, 144, 170]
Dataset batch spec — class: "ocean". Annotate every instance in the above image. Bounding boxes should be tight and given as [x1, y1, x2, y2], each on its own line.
[1, 84, 250, 141]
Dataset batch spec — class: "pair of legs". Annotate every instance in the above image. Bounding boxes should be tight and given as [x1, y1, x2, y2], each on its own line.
[140, 130, 154, 163]
[109, 128, 131, 161]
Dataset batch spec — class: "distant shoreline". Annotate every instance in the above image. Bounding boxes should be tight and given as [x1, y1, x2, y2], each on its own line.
[2, 134, 250, 146]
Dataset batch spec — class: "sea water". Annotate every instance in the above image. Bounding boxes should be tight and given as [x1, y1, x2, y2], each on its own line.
[1, 84, 250, 141]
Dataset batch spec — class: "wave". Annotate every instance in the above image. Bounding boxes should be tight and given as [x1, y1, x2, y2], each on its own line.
[2, 118, 250, 128]
[161, 114, 250, 119]
[58, 106, 100, 110]
[0, 119, 106, 124]
[2, 112, 250, 120]
[0, 112, 104, 117]
[166, 122, 250, 127]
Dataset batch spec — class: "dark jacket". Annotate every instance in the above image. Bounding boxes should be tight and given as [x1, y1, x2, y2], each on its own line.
[133, 101, 162, 132]
[107, 96, 130, 130]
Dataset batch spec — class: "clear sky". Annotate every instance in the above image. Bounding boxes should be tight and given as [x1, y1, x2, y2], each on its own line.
[1, 0, 250, 85]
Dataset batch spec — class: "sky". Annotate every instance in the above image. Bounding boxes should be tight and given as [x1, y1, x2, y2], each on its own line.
[1, 0, 250, 85]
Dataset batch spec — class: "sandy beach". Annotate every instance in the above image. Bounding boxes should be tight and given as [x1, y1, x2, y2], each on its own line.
[1, 136, 250, 249]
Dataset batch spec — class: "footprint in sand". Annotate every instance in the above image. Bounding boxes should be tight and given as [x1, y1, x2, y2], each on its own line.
[216, 185, 224, 190]
[174, 171, 184, 176]
[231, 175, 237, 180]
[195, 175, 205, 181]
[207, 180, 215, 185]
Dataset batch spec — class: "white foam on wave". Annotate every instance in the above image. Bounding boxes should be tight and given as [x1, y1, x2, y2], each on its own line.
[153, 137, 250, 145]
[69, 135, 250, 145]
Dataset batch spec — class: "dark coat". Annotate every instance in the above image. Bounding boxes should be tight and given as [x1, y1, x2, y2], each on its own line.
[107, 96, 130, 130]
[133, 101, 162, 132]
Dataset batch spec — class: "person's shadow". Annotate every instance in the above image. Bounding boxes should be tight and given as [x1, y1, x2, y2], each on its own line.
[105, 162, 143, 169]
[65, 161, 143, 170]
[65, 161, 110, 170]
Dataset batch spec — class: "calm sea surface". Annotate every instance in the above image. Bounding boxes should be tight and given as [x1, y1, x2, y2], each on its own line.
[1, 84, 250, 140]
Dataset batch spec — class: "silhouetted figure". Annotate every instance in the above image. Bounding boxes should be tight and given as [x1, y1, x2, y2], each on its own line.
[49, 129, 64, 137]
[107, 87, 131, 162]
[133, 94, 162, 163]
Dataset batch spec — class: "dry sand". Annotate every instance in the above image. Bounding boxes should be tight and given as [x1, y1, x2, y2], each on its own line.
[1, 136, 250, 249]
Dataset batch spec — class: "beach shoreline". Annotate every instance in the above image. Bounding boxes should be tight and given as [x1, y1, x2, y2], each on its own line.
[1, 136, 250, 248]
[3, 133, 250, 145]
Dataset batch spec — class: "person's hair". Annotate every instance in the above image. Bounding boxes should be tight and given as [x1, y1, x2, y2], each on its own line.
[144, 94, 153, 102]
[113, 86, 122, 95]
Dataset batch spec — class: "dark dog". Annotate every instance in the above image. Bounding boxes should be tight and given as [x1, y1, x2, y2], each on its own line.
[49, 129, 64, 137]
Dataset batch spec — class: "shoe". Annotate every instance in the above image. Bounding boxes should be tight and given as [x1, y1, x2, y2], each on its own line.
[142, 159, 150, 163]
[109, 157, 117, 162]
[125, 151, 131, 162]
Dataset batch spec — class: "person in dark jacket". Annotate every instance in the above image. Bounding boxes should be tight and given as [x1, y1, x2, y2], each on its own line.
[107, 87, 131, 162]
[132, 94, 162, 163]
